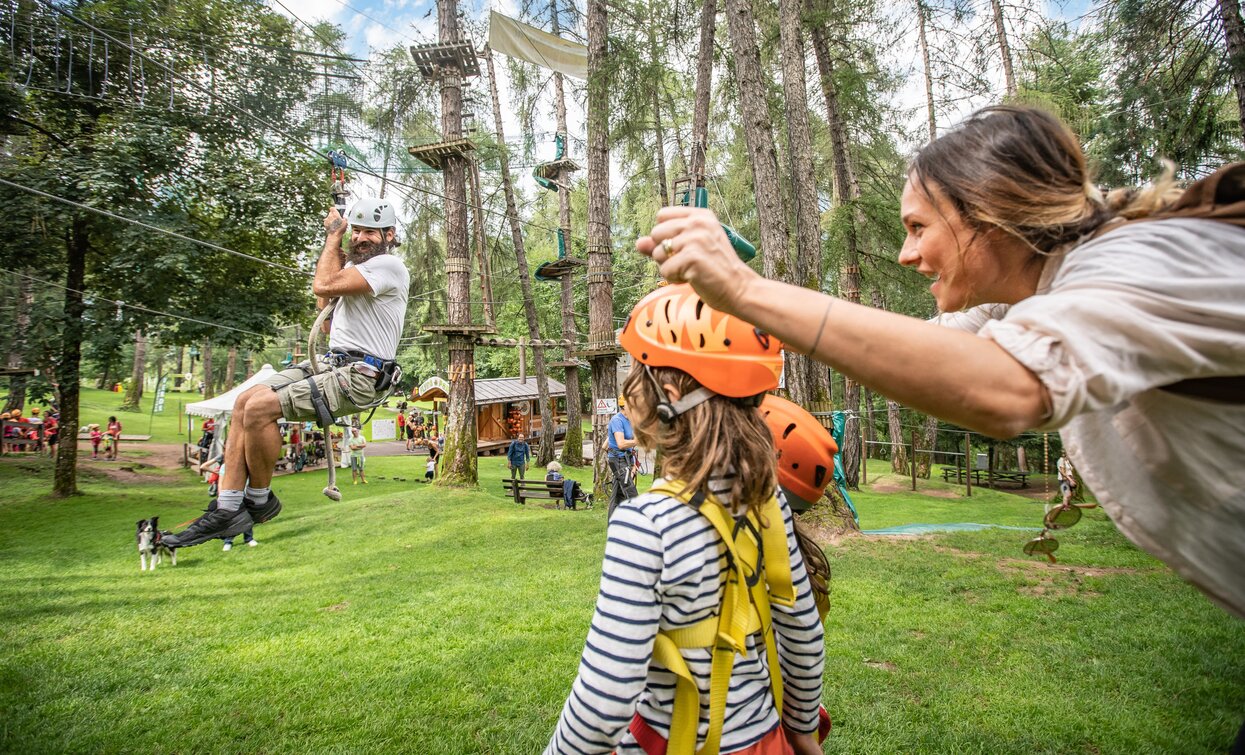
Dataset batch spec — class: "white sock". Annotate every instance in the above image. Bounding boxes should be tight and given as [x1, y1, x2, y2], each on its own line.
[217, 489, 245, 511]
[245, 485, 270, 502]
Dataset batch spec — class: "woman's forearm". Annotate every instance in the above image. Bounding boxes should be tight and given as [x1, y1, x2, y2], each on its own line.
[735, 278, 1048, 438]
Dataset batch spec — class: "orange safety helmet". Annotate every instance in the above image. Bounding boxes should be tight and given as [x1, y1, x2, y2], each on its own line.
[619, 284, 783, 399]
[760, 394, 838, 512]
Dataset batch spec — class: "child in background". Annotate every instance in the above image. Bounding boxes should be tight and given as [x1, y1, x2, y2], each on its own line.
[423, 455, 436, 483]
[105, 416, 122, 460]
[544, 285, 827, 755]
[89, 424, 103, 459]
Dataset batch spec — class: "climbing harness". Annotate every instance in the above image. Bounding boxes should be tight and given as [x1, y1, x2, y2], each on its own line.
[644, 481, 829, 755]
[303, 304, 401, 502]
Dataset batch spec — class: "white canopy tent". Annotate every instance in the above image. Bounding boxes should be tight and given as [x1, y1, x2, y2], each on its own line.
[184, 364, 280, 419]
[184, 364, 283, 470]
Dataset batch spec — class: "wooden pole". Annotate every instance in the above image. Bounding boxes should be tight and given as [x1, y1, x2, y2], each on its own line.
[964, 431, 972, 497]
[987, 440, 995, 489]
[860, 416, 867, 485]
[910, 428, 917, 491]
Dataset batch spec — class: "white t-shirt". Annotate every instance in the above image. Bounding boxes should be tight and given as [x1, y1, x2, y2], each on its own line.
[328, 253, 410, 360]
[1056, 456, 1074, 483]
[937, 219, 1245, 618]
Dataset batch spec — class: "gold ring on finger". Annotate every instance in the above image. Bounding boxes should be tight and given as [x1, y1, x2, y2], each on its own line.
[661, 239, 675, 256]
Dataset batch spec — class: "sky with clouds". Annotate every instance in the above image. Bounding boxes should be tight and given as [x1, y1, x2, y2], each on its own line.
[269, 0, 1094, 225]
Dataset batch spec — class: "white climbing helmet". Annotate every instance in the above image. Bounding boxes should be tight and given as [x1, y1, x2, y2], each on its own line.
[347, 198, 397, 229]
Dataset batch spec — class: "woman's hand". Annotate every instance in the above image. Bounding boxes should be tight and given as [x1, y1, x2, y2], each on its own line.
[635, 206, 759, 315]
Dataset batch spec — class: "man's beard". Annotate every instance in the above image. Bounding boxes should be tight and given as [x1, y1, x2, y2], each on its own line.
[347, 239, 389, 265]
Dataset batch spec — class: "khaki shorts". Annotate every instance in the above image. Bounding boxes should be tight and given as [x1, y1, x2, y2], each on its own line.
[262, 362, 380, 423]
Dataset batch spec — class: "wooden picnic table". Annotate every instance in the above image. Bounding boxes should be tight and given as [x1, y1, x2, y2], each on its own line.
[940, 465, 1029, 488]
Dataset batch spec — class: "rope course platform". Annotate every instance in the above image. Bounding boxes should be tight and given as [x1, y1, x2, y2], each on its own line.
[533, 256, 586, 280]
[533, 157, 581, 184]
[422, 323, 497, 335]
[408, 41, 480, 79]
[573, 343, 625, 358]
[407, 138, 477, 171]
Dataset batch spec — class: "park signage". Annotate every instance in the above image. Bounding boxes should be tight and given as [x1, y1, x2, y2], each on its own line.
[418, 376, 450, 397]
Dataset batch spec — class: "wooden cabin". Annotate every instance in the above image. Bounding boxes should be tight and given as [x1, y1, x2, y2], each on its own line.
[474, 377, 567, 453]
[412, 375, 568, 454]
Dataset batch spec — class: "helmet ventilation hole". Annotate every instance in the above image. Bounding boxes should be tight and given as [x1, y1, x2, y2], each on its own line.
[782, 423, 797, 439]
[814, 466, 828, 488]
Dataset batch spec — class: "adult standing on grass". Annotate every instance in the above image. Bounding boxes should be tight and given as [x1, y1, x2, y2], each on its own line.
[638, 107, 1245, 619]
[105, 416, 122, 461]
[605, 397, 638, 519]
[348, 427, 368, 485]
[165, 199, 409, 548]
[506, 433, 531, 481]
[1056, 449, 1084, 510]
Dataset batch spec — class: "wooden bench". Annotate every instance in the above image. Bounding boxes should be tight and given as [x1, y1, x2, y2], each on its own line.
[502, 478, 593, 509]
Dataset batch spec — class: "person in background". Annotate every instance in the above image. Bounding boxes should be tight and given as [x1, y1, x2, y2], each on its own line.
[506, 433, 532, 481]
[106, 415, 122, 460]
[348, 427, 368, 485]
[605, 396, 639, 519]
[89, 423, 102, 459]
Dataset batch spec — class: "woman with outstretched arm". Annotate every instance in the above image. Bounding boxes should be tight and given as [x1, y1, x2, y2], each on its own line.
[636, 106, 1245, 632]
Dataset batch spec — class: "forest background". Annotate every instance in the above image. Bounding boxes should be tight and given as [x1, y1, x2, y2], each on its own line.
[1, 0, 1242, 495]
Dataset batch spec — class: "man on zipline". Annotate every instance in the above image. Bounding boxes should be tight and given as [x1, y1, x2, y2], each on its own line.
[165, 199, 410, 547]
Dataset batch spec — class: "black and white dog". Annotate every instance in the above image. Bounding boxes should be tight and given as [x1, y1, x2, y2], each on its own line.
[136, 517, 177, 571]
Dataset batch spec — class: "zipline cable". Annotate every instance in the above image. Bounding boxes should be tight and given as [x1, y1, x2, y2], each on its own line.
[0, 176, 307, 275]
[0, 267, 275, 339]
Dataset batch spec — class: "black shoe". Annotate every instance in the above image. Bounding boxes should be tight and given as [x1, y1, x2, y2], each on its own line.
[246, 492, 282, 524]
[163, 506, 255, 548]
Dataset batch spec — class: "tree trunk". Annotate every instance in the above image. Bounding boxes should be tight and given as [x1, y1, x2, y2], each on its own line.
[226, 345, 238, 390]
[649, 0, 669, 205]
[53, 219, 88, 498]
[587, 0, 618, 498]
[916, 0, 937, 142]
[777, 0, 830, 407]
[174, 345, 184, 389]
[550, 9, 584, 469]
[468, 161, 495, 330]
[990, 0, 1017, 97]
[439, 0, 478, 486]
[1220, 0, 1245, 139]
[690, 0, 717, 182]
[201, 342, 214, 400]
[2, 271, 33, 413]
[808, 8, 861, 484]
[887, 400, 909, 475]
[723, 0, 791, 282]
[917, 413, 937, 478]
[121, 329, 146, 411]
[863, 387, 876, 459]
[486, 47, 556, 467]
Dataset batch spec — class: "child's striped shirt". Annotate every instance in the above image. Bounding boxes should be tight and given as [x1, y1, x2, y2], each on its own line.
[544, 477, 825, 754]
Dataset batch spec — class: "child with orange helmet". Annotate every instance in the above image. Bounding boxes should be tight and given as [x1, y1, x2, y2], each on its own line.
[545, 284, 827, 755]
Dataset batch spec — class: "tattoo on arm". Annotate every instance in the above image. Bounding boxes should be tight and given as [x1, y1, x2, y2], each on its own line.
[328, 219, 344, 232]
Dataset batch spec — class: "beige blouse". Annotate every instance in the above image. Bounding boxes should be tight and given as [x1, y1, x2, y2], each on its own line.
[936, 219, 1245, 619]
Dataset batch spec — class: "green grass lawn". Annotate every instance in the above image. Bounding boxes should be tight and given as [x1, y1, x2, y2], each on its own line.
[61, 387, 437, 447]
[0, 454, 1240, 753]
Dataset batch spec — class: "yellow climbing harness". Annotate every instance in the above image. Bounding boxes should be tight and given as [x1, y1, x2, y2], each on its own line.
[647, 481, 797, 755]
